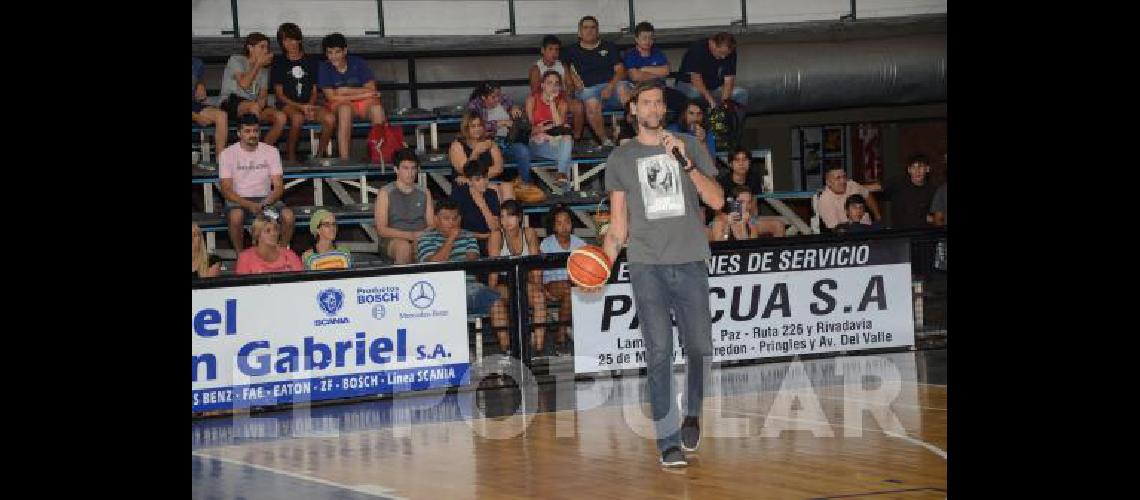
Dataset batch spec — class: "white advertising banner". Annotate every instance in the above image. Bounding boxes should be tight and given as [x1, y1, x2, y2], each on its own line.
[572, 240, 915, 374]
[192, 270, 470, 412]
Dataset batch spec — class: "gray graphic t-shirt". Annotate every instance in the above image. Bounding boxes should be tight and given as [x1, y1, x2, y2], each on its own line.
[604, 133, 717, 264]
[220, 55, 268, 103]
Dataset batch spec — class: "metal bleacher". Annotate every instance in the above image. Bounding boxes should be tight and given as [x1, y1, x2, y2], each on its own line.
[191, 108, 810, 259]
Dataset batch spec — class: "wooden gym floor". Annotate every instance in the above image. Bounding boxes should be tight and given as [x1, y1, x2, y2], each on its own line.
[192, 349, 946, 500]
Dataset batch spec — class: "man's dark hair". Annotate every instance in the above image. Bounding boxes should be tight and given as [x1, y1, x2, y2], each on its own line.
[634, 21, 655, 37]
[907, 153, 930, 167]
[394, 148, 419, 167]
[680, 99, 707, 128]
[629, 79, 665, 104]
[545, 204, 574, 234]
[845, 194, 867, 210]
[500, 199, 522, 216]
[731, 145, 751, 162]
[276, 23, 302, 49]
[469, 81, 500, 103]
[321, 33, 348, 53]
[579, 16, 599, 29]
[436, 199, 460, 214]
[238, 113, 261, 128]
[243, 32, 270, 56]
[541, 35, 562, 49]
[465, 159, 489, 179]
[825, 163, 846, 175]
[710, 32, 737, 49]
[540, 70, 563, 86]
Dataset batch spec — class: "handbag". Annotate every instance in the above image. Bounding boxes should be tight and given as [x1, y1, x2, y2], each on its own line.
[368, 123, 406, 164]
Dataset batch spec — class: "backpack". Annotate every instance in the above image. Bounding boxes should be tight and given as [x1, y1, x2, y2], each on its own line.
[368, 123, 406, 165]
[708, 100, 743, 150]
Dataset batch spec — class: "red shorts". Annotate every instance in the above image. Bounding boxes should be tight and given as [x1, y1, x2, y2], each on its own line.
[326, 98, 380, 115]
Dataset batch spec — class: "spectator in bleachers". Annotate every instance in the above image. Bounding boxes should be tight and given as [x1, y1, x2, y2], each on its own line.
[488, 200, 547, 357]
[450, 160, 501, 249]
[562, 16, 631, 149]
[870, 153, 938, 229]
[540, 205, 587, 355]
[466, 82, 533, 187]
[417, 200, 501, 316]
[833, 195, 882, 233]
[375, 148, 435, 265]
[709, 186, 761, 241]
[449, 112, 514, 201]
[622, 22, 687, 119]
[318, 33, 387, 161]
[272, 23, 335, 162]
[219, 33, 287, 148]
[529, 35, 586, 143]
[677, 32, 747, 128]
[235, 212, 303, 274]
[220, 113, 296, 251]
[667, 100, 715, 158]
[624, 22, 670, 86]
[301, 209, 352, 270]
[192, 222, 222, 280]
[717, 147, 784, 237]
[819, 164, 881, 231]
[192, 57, 228, 155]
[526, 70, 576, 185]
[718, 146, 763, 194]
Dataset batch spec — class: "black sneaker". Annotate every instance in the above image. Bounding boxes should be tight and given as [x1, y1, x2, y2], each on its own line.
[659, 446, 688, 468]
[681, 416, 700, 452]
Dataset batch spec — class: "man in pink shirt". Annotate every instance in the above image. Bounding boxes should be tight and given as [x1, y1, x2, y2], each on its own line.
[817, 165, 881, 231]
[220, 113, 295, 250]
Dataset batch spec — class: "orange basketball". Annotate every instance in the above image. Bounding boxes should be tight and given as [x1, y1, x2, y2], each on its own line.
[567, 245, 612, 288]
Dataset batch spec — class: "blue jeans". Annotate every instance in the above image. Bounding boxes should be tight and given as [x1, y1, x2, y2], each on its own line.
[466, 282, 501, 316]
[673, 81, 749, 108]
[575, 82, 630, 110]
[529, 136, 574, 175]
[496, 138, 533, 183]
[627, 260, 713, 454]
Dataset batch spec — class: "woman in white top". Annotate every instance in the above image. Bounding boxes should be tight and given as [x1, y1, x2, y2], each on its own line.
[488, 200, 547, 357]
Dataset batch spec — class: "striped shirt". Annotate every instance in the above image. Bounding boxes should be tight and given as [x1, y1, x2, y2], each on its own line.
[303, 246, 353, 271]
[417, 229, 481, 282]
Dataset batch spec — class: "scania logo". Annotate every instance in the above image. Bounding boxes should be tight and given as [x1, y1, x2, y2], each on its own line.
[317, 288, 345, 316]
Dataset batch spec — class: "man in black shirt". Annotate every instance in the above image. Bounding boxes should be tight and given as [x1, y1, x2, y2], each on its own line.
[677, 32, 747, 136]
[271, 22, 335, 162]
[874, 153, 938, 229]
[677, 33, 746, 107]
[561, 16, 631, 148]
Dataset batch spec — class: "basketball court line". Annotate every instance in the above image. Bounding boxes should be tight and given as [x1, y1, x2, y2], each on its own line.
[814, 395, 947, 411]
[191, 450, 406, 499]
[192, 378, 946, 449]
[722, 410, 947, 460]
[810, 486, 947, 499]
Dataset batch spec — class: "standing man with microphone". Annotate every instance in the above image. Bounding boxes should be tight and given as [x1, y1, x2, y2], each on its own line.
[593, 80, 724, 468]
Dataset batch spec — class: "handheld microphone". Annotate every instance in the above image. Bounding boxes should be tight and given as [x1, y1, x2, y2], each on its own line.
[672, 147, 686, 166]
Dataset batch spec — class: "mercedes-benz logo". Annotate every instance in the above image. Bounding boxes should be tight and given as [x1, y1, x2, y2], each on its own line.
[409, 281, 436, 309]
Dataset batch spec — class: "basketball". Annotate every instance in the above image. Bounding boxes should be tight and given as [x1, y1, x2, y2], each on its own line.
[567, 245, 611, 288]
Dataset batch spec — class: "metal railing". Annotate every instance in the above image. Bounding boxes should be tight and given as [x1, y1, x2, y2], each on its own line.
[205, 0, 862, 39]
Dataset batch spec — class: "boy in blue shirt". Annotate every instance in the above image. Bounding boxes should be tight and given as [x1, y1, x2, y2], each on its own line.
[318, 33, 388, 160]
